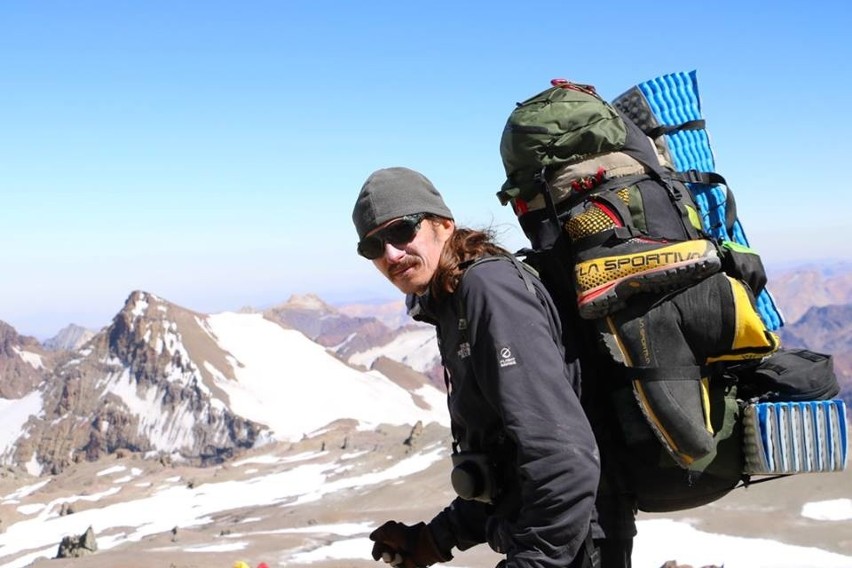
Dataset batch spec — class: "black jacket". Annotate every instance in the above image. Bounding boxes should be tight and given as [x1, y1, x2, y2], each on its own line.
[410, 255, 600, 568]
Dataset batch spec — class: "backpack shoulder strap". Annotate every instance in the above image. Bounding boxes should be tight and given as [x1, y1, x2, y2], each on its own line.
[458, 254, 538, 299]
[454, 254, 538, 336]
[447, 253, 538, 454]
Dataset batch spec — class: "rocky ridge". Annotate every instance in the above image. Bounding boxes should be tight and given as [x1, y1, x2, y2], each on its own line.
[0, 321, 53, 399]
[6, 291, 264, 475]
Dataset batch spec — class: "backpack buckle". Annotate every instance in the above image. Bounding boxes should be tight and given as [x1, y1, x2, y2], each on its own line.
[683, 169, 705, 183]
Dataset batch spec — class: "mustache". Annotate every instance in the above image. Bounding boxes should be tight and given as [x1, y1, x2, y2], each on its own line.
[390, 257, 420, 275]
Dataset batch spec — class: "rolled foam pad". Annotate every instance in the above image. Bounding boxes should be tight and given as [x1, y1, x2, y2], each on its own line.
[614, 71, 784, 330]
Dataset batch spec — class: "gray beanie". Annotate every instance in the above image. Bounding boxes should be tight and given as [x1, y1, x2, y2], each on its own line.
[352, 167, 454, 240]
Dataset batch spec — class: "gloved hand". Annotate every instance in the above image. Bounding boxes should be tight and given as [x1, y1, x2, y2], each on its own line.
[369, 521, 453, 568]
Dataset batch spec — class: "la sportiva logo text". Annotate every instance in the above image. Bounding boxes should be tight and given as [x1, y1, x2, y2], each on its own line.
[579, 251, 701, 275]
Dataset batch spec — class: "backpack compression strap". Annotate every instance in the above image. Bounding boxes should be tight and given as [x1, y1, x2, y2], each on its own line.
[446, 253, 538, 453]
[671, 170, 738, 237]
[616, 108, 739, 240]
[645, 119, 706, 140]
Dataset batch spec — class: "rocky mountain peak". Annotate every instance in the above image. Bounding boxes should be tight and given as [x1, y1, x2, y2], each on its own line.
[282, 293, 333, 311]
[44, 323, 97, 352]
[107, 290, 200, 382]
[5, 291, 265, 475]
[0, 319, 41, 355]
[2, 290, 448, 477]
[0, 319, 52, 398]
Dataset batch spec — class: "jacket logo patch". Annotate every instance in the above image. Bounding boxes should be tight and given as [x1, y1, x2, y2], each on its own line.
[457, 342, 471, 359]
[498, 346, 516, 368]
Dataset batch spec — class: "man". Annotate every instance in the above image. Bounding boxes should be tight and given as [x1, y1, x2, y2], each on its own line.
[352, 166, 601, 568]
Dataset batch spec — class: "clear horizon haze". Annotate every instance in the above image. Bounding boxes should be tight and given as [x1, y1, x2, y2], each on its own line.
[4, 0, 851, 339]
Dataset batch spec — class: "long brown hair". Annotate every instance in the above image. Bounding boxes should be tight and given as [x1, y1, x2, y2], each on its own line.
[430, 224, 510, 299]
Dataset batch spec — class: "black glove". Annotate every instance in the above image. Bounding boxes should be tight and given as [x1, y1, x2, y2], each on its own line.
[369, 521, 453, 568]
[719, 240, 767, 296]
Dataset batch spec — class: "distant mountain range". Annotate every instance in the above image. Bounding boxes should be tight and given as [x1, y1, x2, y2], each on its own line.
[2, 261, 848, 476]
[767, 261, 852, 323]
[265, 293, 442, 388]
[767, 263, 852, 405]
[0, 262, 849, 566]
[0, 265, 850, 567]
[0, 291, 446, 476]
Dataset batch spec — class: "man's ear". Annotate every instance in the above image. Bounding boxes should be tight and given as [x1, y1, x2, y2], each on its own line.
[433, 217, 454, 239]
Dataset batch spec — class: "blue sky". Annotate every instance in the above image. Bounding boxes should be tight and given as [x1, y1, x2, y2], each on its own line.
[3, 1, 851, 339]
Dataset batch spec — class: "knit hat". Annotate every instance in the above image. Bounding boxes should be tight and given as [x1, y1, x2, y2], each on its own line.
[352, 167, 454, 240]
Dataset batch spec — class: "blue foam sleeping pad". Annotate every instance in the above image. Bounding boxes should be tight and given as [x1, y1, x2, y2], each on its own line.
[626, 70, 783, 330]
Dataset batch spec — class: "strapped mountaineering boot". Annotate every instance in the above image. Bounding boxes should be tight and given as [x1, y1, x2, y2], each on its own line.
[564, 181, 721, 319]
[595, 271, 780, 468]
[572, 236, 720, 320]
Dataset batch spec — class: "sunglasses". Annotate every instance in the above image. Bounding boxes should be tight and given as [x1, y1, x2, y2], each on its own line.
[357, 214, 427, 259]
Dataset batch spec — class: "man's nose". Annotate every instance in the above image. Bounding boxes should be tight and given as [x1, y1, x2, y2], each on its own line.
[383, 241, 406, 262]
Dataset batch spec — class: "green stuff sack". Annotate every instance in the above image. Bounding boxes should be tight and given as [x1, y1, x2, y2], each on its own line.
[499, 80, 627, 205]
[499, 79, 722, 320]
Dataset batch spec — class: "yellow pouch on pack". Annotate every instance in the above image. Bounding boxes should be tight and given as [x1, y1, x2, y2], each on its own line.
[705, 277, 779, 364]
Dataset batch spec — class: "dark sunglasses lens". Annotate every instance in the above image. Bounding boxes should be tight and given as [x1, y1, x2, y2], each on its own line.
[383, 219, 418, 245]
[357, 217, 422, 260]
[357, 236, 384, 260]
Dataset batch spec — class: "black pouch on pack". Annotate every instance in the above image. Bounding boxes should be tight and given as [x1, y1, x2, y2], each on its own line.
[736, 348, 840, 402]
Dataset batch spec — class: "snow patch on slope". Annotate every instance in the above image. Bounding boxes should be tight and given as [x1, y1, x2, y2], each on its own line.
[204, 312, 448, 441]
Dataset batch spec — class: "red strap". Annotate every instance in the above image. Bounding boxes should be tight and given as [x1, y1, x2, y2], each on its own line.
[593, 201, 623, 227]
[550, 78, 598, 96]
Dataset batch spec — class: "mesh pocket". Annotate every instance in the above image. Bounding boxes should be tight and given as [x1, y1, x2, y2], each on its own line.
[564, 188, 630, 241]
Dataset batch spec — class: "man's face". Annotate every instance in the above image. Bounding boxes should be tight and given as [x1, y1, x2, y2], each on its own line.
[366, 216, 454, 295]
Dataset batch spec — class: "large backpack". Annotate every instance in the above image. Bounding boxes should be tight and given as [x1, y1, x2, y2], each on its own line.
[497, 73, 842, 512]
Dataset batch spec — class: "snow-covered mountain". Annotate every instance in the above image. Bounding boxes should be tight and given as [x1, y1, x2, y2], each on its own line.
[0, 290, 448, 477]
[263, 294, 443, 388]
